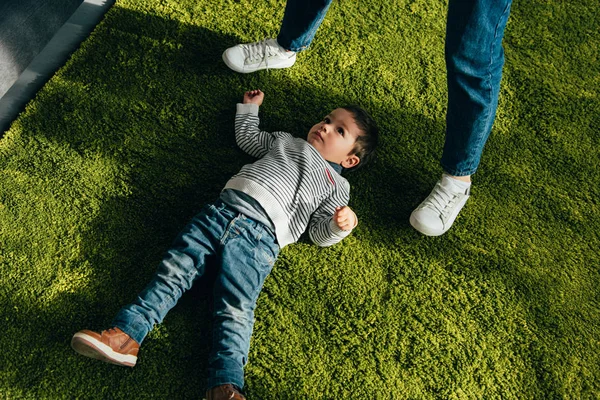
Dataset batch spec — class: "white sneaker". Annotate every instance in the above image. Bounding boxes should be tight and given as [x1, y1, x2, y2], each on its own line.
[410, 175, 471, 236]
[222, 38, 296, 73]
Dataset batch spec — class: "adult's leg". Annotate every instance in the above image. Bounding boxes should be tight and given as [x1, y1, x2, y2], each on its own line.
[442, 0, 513, 176]
[222, 0, 333, 73]
[277, 0, 334, 52]
[207, 215, 279, 391]
[410, 0, 512, 236]
[112, 202, 234, 344]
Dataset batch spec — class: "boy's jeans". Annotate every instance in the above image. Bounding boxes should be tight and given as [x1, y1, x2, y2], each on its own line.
[277, 0, 512, 176]
[112, 200, 280, 390]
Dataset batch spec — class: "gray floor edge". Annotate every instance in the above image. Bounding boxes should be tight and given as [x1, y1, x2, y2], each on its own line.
[0, 0, 116, 134]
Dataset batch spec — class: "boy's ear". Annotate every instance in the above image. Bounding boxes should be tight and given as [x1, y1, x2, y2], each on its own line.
[341, 154, 360, 169]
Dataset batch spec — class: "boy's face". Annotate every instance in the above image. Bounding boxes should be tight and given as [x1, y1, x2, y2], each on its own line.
[307, 108, 362, 169]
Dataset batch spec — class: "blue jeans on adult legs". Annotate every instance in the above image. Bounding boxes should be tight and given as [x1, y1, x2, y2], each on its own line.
[441, 0, 512, 176]
[276, 0, 512, 177]
[112, 200, 279, 390]
[277, 0, 333, 52]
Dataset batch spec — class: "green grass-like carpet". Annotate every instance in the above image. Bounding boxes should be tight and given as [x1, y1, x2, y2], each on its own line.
[1, 0, 599, 398]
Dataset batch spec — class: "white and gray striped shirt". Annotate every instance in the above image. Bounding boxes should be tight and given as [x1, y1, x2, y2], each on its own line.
[222, 103, 353, 248]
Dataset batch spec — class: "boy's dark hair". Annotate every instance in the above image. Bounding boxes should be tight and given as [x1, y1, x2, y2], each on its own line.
[342, 105, 379, 172]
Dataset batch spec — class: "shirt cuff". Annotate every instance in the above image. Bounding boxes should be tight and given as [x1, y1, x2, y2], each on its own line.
[329, 218, 353, 236]
[236, 103, 259, 116]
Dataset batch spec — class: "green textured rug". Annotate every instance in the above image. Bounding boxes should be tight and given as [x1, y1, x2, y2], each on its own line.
[1, 0, 598, 398]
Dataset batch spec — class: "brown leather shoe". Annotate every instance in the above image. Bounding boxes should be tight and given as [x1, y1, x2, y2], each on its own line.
[71, 327, 139, 367]
[206, 384, 246, 400]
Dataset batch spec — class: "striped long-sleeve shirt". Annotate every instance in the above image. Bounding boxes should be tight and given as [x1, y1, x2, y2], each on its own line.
[222, 103, 353, 248]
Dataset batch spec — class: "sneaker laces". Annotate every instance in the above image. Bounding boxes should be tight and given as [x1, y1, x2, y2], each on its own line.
[423, 182, 460, 219]
[242, 39, 283, 67]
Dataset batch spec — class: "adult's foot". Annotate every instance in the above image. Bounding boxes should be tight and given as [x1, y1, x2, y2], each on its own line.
[222, 38, 296, 73]
[410, 174, 471, 236]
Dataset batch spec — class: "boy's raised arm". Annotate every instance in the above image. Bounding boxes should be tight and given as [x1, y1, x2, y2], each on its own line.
[235, 90, 280, 158]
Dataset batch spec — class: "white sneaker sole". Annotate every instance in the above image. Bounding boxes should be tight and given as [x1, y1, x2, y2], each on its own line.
[409, 213, 444, 236]
[71, 332, 137, 367]
[221, 52, 296, 73]
[409, 195, 469, 236]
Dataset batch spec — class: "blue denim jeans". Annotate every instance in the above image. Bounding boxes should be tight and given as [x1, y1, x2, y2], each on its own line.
[277, 0, 333, 51]
[112, 200, 279, 390]
[277, 0, 512, 176]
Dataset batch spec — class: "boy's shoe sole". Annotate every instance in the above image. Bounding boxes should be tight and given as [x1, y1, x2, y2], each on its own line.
[71, 331, 137, 367]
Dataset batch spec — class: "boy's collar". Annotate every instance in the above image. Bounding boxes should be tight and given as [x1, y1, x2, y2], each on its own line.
[327, 161, 343, 175]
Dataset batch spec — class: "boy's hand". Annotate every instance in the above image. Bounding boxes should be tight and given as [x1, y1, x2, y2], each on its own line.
[334, 206, 358, 231]
[243, 90, 264, 106]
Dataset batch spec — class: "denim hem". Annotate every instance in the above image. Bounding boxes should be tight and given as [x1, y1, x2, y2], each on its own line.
[276, 35, 308, 53]
[207, 375, 245, 391]
[113, 318, 147, 345]
[440, 162, 477, 177]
